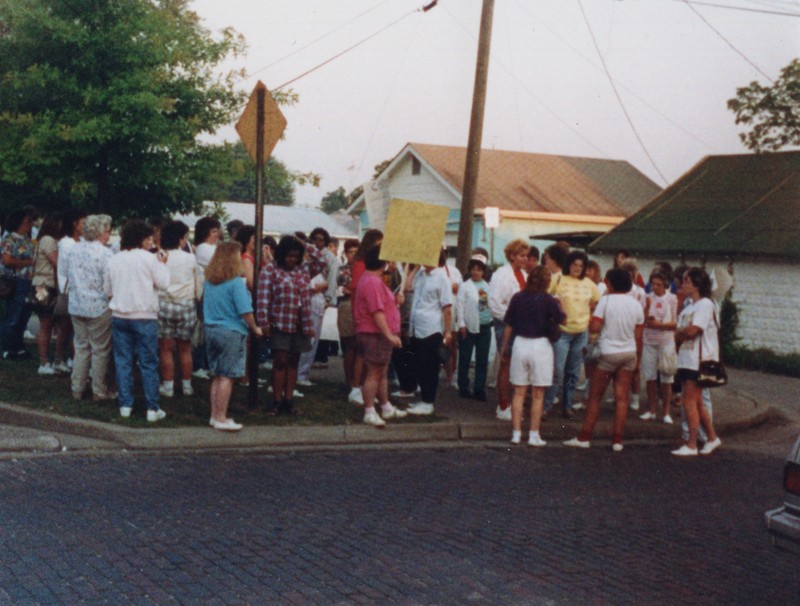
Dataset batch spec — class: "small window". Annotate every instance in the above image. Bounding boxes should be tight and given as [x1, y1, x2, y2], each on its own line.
[411, 157, 421, 176]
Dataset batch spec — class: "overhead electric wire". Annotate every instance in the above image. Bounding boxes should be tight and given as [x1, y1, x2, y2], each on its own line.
[274, 3, 434, 91]
[681, 1, 776, 82]
[440, 3, 612, 159]
[576, 0, 668, 184]
[671, 0, 800, 16]
[249, 0, 397, 77]
[511, 0, 714, 150]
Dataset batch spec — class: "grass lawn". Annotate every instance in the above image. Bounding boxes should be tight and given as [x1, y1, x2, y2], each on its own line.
[0, 344, 442, 428]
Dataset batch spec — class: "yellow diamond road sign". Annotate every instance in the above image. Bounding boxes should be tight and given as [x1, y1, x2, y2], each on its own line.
[235, 81, 286, 163]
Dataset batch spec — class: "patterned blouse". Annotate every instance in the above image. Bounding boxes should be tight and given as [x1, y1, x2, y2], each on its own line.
[256, 243, 327, 336]
[0, 232, 35, 280]
[63, 240, 113, 318]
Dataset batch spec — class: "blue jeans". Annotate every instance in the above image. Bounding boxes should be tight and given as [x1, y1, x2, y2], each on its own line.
[112, 318, 160, 411]
[2, 278, 32, 355]
[545, 330, 588, 413]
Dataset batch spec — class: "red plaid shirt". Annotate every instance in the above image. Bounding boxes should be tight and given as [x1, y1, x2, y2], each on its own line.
[256, 243, 328, 336]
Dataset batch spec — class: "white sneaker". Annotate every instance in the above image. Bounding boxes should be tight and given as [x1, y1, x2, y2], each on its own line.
[159, 383, 174, 398]
[293, 389, 304, 398]
[66, 358, 73, 369]
[496, 406, 512, 421]
[192, 369, 210, 380]
[390, 389, 416, 398]
[147, 409, 167, 422]
[671, 445, 698, 457]
[630, 400, 640, 411]
[259, 360, 273, 370]
[296, 379, 314, 387]
[407, 402, 434, 416]
[119, 406, 132, 418]
[212, 418, 243, 432]
[612, 443, 624, 453]
[571, 402, 585, 411]
[528, 435, 547, 447]
[381, 404, 408, 420]
[348, 387, 364, 405]
[563, 437, 590, 449]
[37, 364, 56, 375]
[24, 330, 36, 341]
[639, 412, 654, 421]
[182, 383, 194, 397]
[449, 377, 458, 389]
[52, 361, 70, 374]
[363, 408, 386, 427]
[662, 415, 674, 425]
[700, 437, 721, 455]
[510, 433, 521, 445]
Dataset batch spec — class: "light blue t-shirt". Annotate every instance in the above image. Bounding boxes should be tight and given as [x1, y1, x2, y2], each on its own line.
[203, 277, 253, 335]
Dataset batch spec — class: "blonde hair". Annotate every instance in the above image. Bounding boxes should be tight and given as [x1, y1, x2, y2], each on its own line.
[205, 241, 243, 285]
[503, 239, 529, 262]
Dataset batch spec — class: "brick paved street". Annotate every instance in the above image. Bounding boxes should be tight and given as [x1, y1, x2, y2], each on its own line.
[0, 443, 796, 605]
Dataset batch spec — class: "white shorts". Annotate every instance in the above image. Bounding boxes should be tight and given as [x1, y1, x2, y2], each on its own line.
[510, 336, 553, 387]
[641, 343, 675, 384]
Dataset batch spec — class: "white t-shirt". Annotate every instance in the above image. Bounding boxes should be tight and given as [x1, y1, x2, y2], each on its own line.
[643, 292, 678, 347]
[409, 268, 453, 339]
[677, 297, 719, 370]
[593, 294, 645, 355]
[195, 242, 216, 269]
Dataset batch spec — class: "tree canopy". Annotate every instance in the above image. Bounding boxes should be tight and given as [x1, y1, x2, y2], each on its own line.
[0, 0, 246, 218]
[728, 59, 800, 153]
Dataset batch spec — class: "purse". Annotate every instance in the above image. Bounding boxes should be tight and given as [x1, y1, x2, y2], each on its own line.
[696, 307, 727, 388]
[53, 279, 70, 317]
[658, 345, 678, 376]
[24, 244, 58, 314]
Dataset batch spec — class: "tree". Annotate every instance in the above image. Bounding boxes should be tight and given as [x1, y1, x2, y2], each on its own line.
[0, 0, 246, 218]
[320, 186, 348, 214]
[728, 59, 800, 153]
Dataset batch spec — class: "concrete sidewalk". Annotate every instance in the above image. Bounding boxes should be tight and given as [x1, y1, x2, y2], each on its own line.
[0, 360, 777, 456]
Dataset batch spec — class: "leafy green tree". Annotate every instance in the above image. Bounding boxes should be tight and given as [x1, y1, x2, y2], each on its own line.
[728, 59, 800, 153]
[320, 186, 348, 214]
[0, 0, 246, 218]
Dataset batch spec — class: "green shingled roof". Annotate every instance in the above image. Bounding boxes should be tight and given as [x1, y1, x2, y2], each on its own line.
[589, 151, 800, 259]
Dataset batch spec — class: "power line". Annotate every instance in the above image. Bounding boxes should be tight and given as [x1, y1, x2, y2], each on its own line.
[249, 0, 397, 78]
[274, 4, 434, 91]
[671, 0, 800, 17]
[577, 0, 668, 184]
[681, 0, 775, 82]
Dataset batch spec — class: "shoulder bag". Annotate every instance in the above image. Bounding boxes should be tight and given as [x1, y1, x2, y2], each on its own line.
[24, 244, 58, 314]
[696, 306, 727, 388]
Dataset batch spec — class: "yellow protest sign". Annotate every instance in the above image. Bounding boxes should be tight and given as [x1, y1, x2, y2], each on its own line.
[380, 199, 450, 267]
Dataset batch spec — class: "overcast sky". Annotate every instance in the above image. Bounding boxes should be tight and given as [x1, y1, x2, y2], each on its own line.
[191, 0, 799, 207]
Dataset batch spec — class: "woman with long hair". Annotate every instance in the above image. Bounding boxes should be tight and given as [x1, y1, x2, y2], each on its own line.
[204, 241, 263, 431]
[1, 208, 36, 360]
[31, 214, 67, 374]
[500, 266, 564, 446]
[671, 268, 722, 456]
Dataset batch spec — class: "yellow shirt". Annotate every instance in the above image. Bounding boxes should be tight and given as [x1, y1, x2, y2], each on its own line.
[554, 275, 600, 334]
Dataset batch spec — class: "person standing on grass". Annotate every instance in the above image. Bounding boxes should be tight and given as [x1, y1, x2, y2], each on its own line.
[564, 268, 644, 452]
[353, 244, 407, 427]
[500, 266, 564, 447]
[1, 208, 37, 361]
[488, 239, 530, 421]
[203, 242, 263, 432]
[157, 221, 201, 399]
[256, 235, 328, 416]
[31, 214, 67, 375]
[105, 220, 170, 422]
[63, 214, 115, 401]
[336, 238, 360, 391]
[191, 216, 221, 381]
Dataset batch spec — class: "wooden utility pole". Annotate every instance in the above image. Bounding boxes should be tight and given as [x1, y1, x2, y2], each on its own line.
[456, 0, 495, 275]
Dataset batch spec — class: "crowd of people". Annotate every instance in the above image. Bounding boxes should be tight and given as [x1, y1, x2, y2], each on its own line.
[0, 206, 724, 455]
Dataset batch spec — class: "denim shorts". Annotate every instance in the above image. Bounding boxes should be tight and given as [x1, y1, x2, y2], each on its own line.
[205, 325, 247, 378]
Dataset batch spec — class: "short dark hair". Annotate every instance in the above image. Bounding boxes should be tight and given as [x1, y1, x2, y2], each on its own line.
[363, 244, 385, 271]
[226, 219, 244, 237]
[544, 244, 567, 268]
[235, 225, 256, 253]
[263, 235, 278, 252]
[528, 245, 540, 261]
[274, 235, 305, 269]
[605, 267, 632, 293]
[344, 238, 360, 252]
[309, 227, 331, 246]
[4, 208, 29, 234]
[685, 267, 713, 298]
[60, 208, 88, 239]
[120, 220, 154, 251]
[467, 259, 487, 275]
[563, 250, 588, 279]
[653, 261, 674, 284]
[194, 217, 221, 246]
[160, 220, 190, 250]
[37, 214, 62, 240]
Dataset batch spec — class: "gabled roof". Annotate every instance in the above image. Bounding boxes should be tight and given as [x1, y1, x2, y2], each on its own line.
[589, 151, 800, 259]
[176, 202, 358, 239]
[348, 143, 661, 217]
